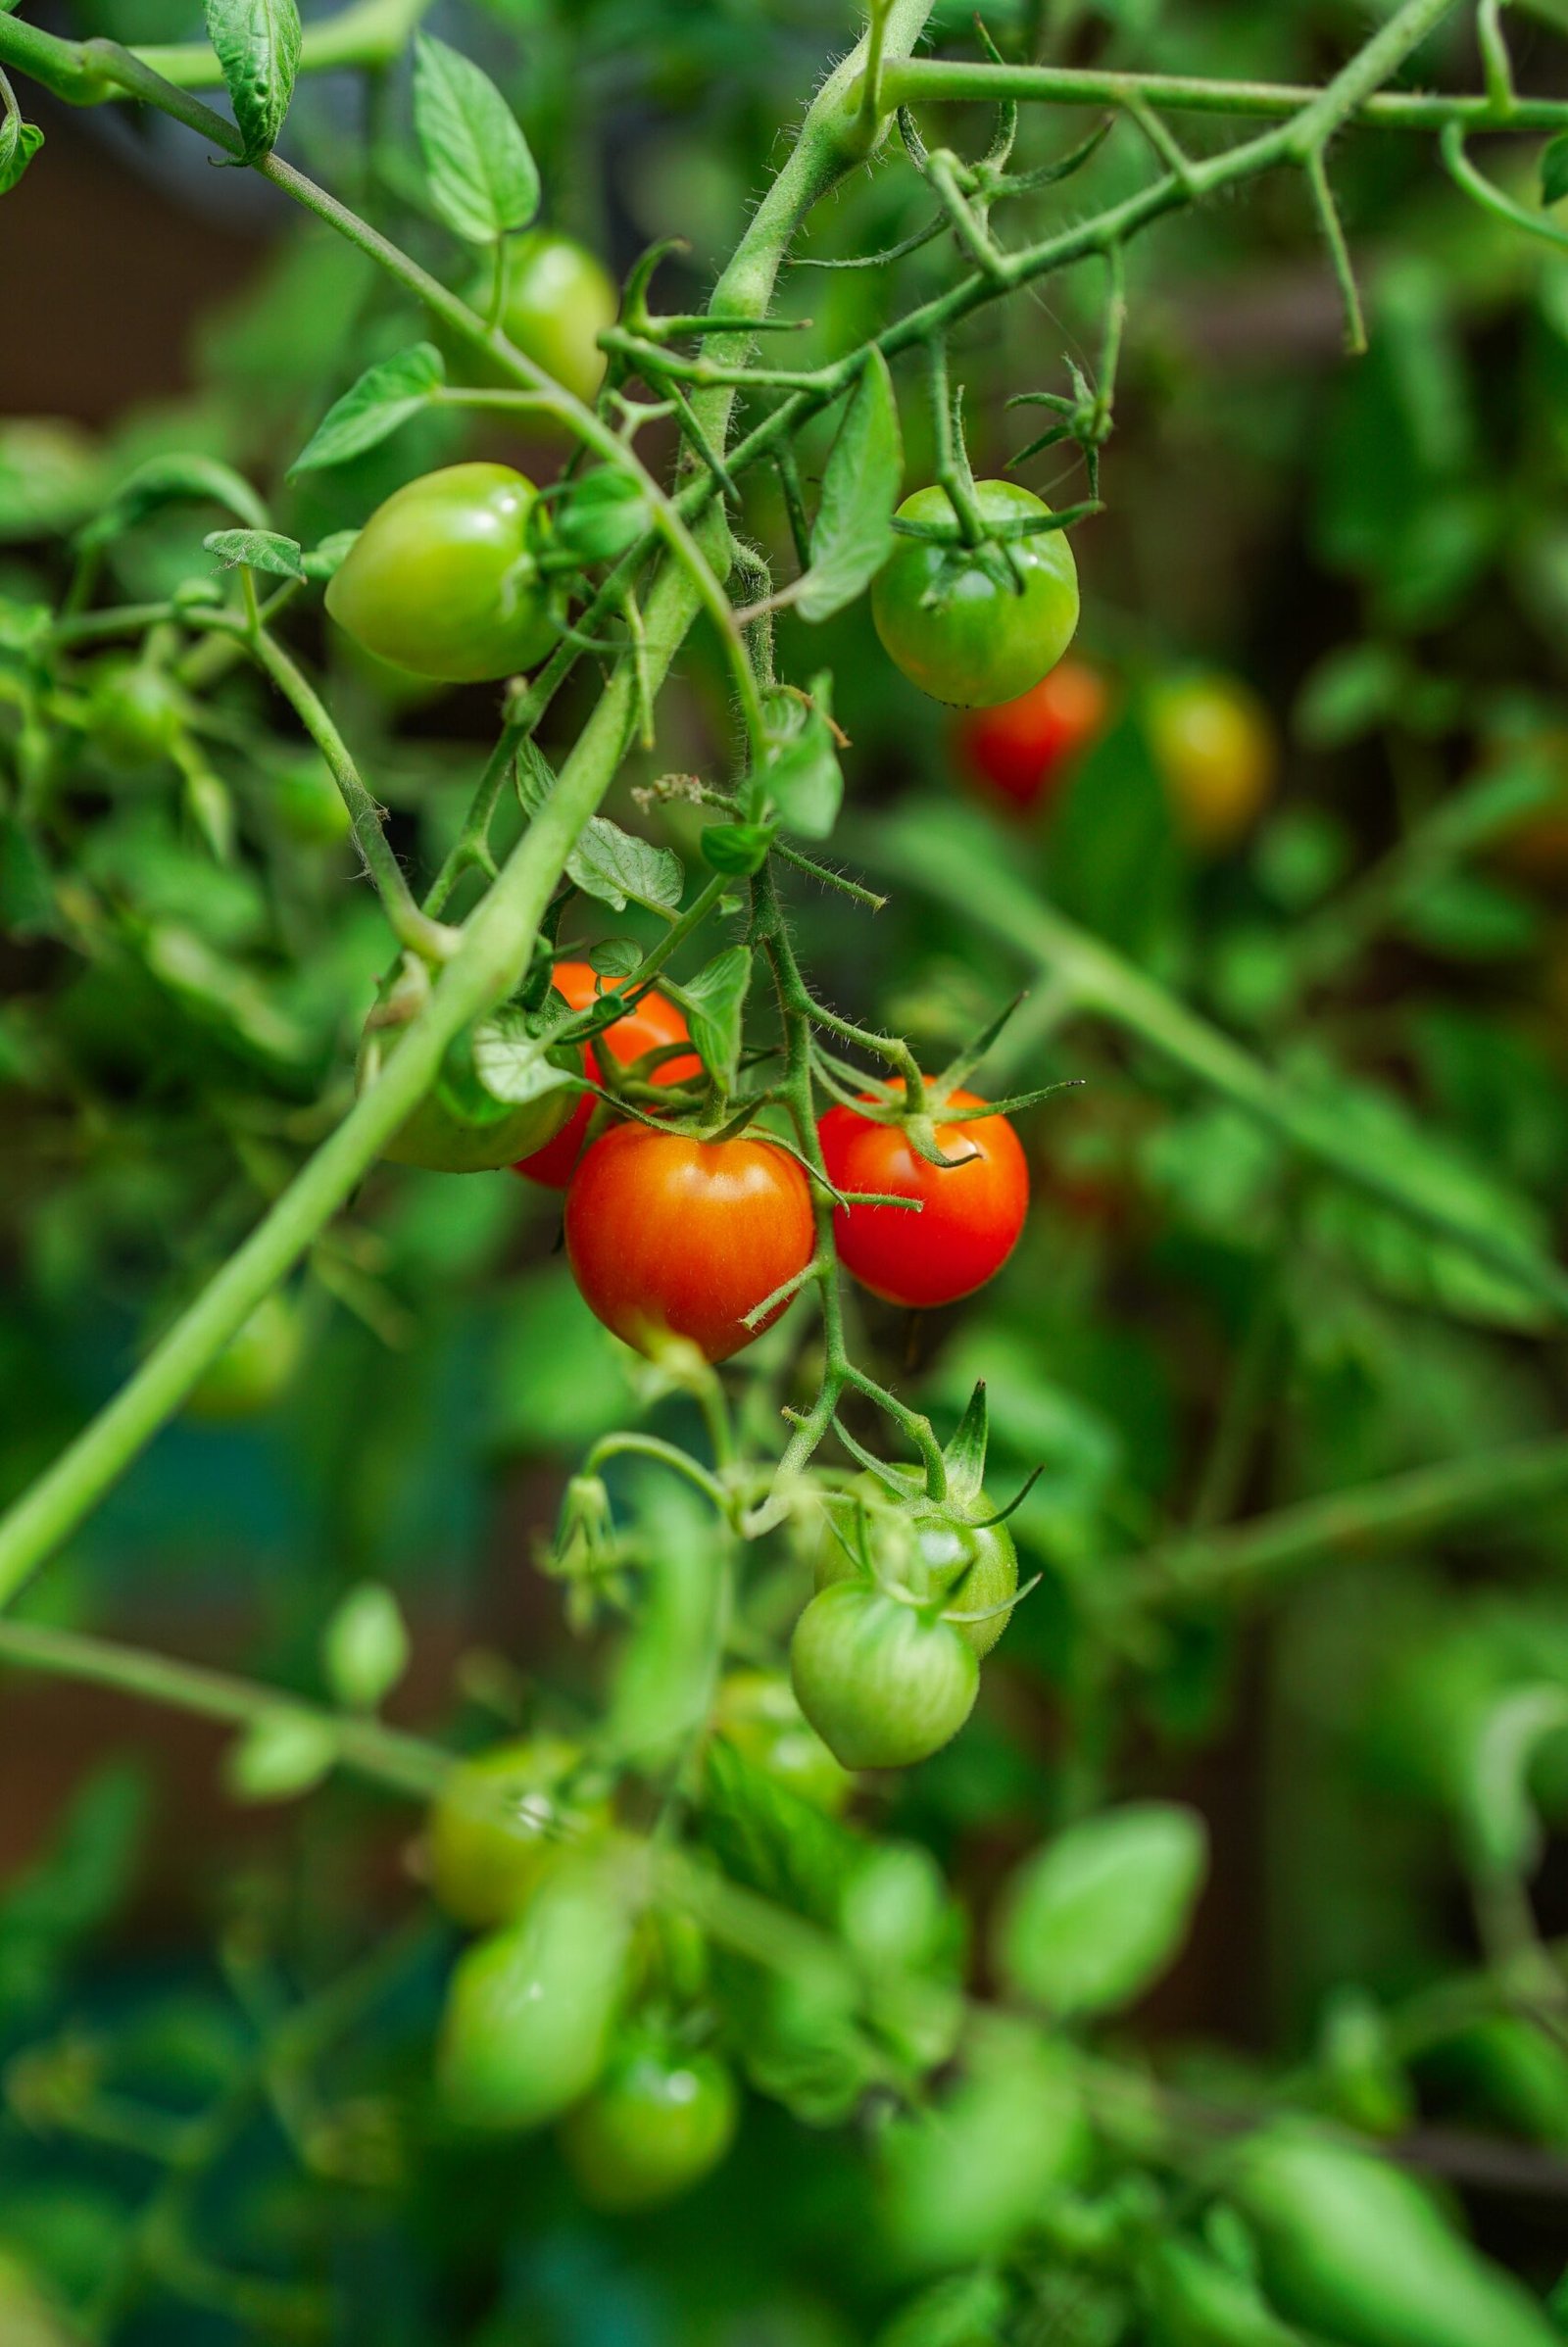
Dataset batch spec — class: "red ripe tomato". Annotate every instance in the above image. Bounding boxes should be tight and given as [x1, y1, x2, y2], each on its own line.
[956, 657, 1109, 815]
[514, 960, 701, 1189]
[564, 1126, 815, 1362]
[818, 1088, 1028, 1309]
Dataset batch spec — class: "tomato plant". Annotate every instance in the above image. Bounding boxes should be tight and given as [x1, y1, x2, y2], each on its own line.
[513, 958, 700, 1188]
[0, 0, 1565, 2338]
[818, 1088, 1029, 1308]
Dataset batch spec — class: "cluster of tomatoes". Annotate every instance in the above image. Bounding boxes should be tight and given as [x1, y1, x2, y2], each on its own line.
[508, 960, 1030, 1370]
[956, 655, 1278, 852]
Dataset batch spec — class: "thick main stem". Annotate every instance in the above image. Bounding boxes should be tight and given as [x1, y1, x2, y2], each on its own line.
[0, 1, 937, 1608]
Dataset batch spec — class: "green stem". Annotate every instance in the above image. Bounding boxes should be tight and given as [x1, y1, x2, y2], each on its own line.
[864, 803, 1568, 1320]
[879, 52, 1568, 130]
[584, 1432, 733, 1517]
[204, 615, 458, 963]
[0, 1617, 447, 1793]
[1134, 1434, 1568, 1604]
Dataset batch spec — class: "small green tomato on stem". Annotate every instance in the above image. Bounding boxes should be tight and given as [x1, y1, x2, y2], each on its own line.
[872, 480, 1080, 709]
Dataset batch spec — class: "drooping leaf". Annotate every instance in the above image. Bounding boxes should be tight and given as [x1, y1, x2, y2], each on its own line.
[0, 114, 43, 196]
[414, 34, 541, 247]
[677, 945, 751, 1087]
[995, 1802, 1207, 2016]
[289, 343, 446, 476]
[798, 349, 903, 621]
[77, 455, 269, 552]
[203, 527, 306, 581]
[203, 0, 302, 163]
[566, 817, 684, 913]
[470, 1004, 584, 1105]
[301, 529, 359, 581]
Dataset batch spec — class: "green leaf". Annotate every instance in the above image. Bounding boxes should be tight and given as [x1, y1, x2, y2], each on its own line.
[288, 344, 446, 476]
[875, 2273, 1011, 2347]
[1053, 713, 1182, 963]
[556, 470, 651, 563]
[0, 421, 102, 541]
[677, 945, 751, 1087]
[0, 115, 43, 196]
[203, 527, 306, 580]
[701, 1736, 868, 1928]
[701, 821, 775, 874]
[995, 1802, 1207, 2016]
[78, 454, 269, 552]
[202, 0, 301, 163]
[1543, 132, 1568, 210]
[300, 529, 359, 581]
[1395, 871, 1539, 960]
[584, 937, 641, 978]
[321, 1583, 410, 1713]
[566, 817, 684, 913]
[760, 677, 843, 840]
[223, 1709, 336, 1803]
[469, 1004, 583, 1107]
[798, 349, 903, 622]
[414, 33, 541, 247]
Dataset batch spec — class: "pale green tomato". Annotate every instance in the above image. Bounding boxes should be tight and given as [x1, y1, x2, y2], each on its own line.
[324, 464, 560, 684]
[462, 229, 619, 407]
[425, 1736, 611, 1931]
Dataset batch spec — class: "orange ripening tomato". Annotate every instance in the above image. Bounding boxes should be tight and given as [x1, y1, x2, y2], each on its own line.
[818, 1087, 1028, 1309]
[564, 1126, 815, 1362]
[513, 960, 702, 1189]
[956, 657, 1110, 815]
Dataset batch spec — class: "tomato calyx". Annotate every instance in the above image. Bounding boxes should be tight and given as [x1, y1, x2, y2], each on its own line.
[824, 1384, 1043, 1647]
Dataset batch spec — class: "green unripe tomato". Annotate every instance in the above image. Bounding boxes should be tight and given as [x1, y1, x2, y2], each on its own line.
[85, 657, 186, 765]
[425, 1736, 611, 1931]
[1227, 2127, 1559, 2347]
[459, 228, 618, 407]
[871, 480, 1079, 709]
[877, 2034, 1088, 2272]
[271, 753, 353, 847]
[789, 1582, 978, 1771]
[437, 1858, 631, 2132]
[559, 2028, 738, 2211]
[324, 464, 560, 684]
[711, 1669, 854, 1813]
[359, 1003, 581, 1175]
[817, 1476, 1019, 1659]
[184, 1292, 303, 1421]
